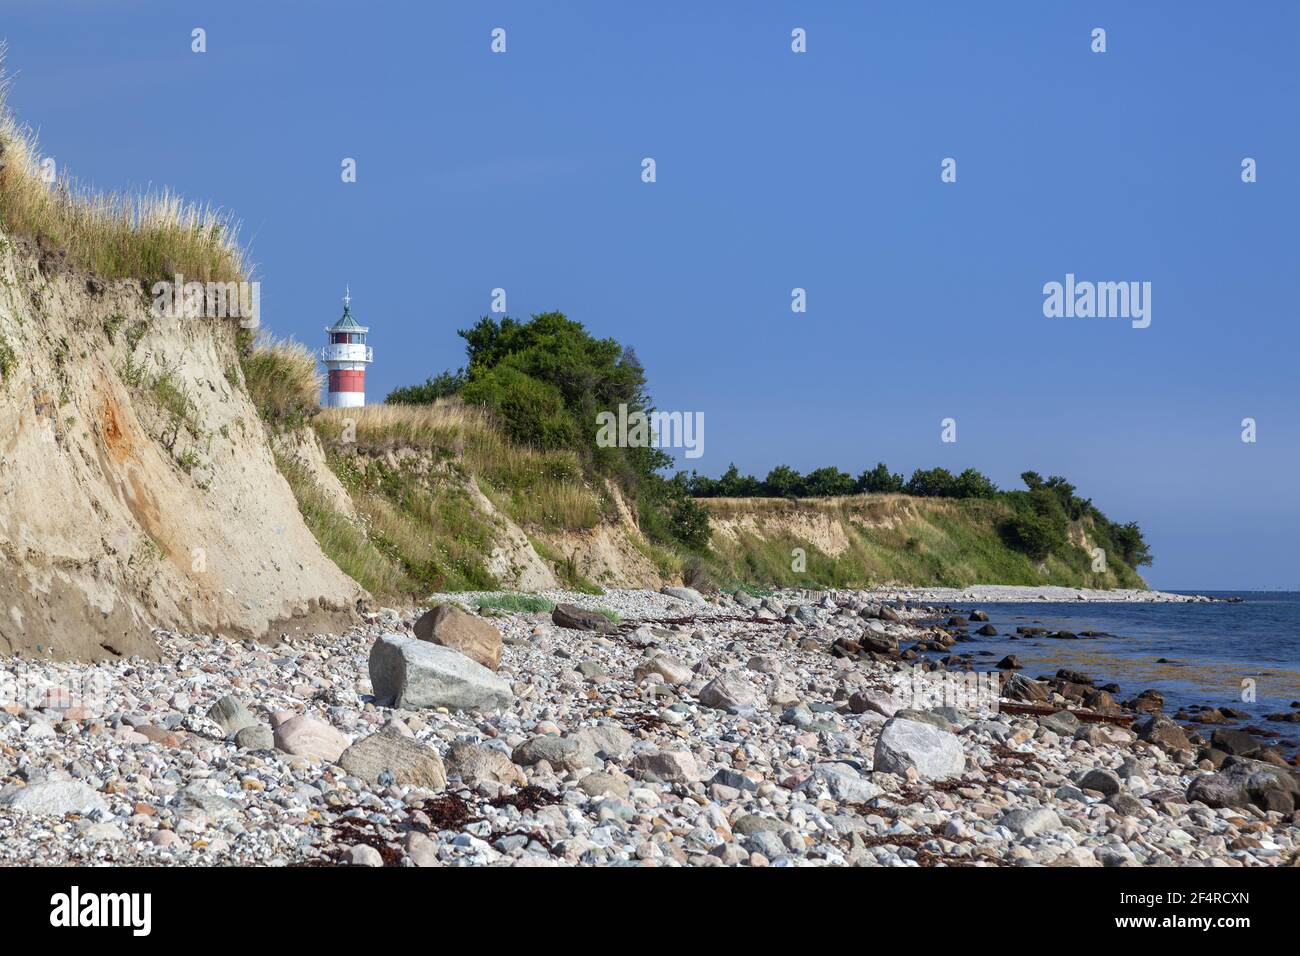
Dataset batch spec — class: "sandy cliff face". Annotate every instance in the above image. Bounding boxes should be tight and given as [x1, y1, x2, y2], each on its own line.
[0, 233, 362, 660]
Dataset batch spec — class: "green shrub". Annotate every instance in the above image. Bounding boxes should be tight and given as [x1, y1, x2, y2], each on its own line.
[668, 495, 712, 550]
[462, 364, 574, 450]
[386, 369, 467, 404]
[0, 332, 14, 382]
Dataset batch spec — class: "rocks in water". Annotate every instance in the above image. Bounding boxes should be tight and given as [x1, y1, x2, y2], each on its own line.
[551, 604, 615, 632]
[1056, 668, 1093, 685]
[0, 780, 107, 816]
[969, 610, 989, 622]
[272, 715, 350, 762]
[446, 741, 526, 787]
[975, 624, 997, 636]
[338, 730, 447, 790]
[698, 671, 765, 712]
[369, 633, 513, 711]
[206, 695, 258, 737]
[873, 716, 965, 780]
[661, 586, 706, 606]
[997, 654, 1022, 670]
[413, 604, 503, 671]
[1128, 689, 1165, 714]
[856, 628, 899, 656]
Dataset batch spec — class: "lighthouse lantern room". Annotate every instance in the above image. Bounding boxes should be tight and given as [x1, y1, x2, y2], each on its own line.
[321, 287, 373, 408]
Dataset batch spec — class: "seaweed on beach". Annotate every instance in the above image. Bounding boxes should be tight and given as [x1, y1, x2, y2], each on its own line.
[489, 785, 561, 813]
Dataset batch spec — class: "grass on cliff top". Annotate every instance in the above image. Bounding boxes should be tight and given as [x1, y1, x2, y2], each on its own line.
[314, 402, 606, 532]
[238, 335, 322, 430]
[0, 48, 245, 284]
[700, 494, 1146, 590]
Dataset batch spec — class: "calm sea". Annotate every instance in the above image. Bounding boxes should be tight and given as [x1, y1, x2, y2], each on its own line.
[939, 591, 1300, 752]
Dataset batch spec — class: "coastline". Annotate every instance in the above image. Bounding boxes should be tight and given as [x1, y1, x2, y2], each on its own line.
[1, 585, 1294, 867]
[868, 584, 1223, 604]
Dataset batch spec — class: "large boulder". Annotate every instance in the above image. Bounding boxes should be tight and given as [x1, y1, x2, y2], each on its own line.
[0, 779, 107, 817]
[1210, 728, 1262, 757]
[631, 749, 699, 783]
[413, 604, 503, 671]
[1187, 757, 1299, 812]
[369, 633, 513, 712]
[661, 586, 706, 606]
[698, 671, 765, 712]
[1002, 673, 1049, 703]
[1137, 714, 1192, 752]
[273, 715, 350, 761]
[873, 716, 966, 780]
[338, 731, 447, 790]
[552, 604, 615, 632]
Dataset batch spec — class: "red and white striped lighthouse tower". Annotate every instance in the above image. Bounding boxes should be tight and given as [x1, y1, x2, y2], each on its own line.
[321, 287, 373, 408]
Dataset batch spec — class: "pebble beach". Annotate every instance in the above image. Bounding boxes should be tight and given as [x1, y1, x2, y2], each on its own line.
[1, 586, 1296, 867]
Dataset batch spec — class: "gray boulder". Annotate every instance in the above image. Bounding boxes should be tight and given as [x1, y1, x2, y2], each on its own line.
[369, 633, 513, 711]
[1, 780, 107, 817]
[873, 716, 965, 780]
[661, 586, 706, 605]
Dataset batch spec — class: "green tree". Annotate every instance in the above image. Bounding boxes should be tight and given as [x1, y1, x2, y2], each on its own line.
[803, 466, 855, 497]
[385, 369, 467, 404]
[763, 465, 805, 498]
[855, 462, 904, 494]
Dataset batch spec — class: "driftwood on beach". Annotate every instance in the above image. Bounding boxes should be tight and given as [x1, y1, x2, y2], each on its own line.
[998, 701, 1135, 726]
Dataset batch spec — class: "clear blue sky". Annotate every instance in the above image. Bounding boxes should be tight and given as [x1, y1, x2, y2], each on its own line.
[3, 2, 1297, 589]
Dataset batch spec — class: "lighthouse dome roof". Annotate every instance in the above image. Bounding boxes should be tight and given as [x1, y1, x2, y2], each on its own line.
[325, 302, 369, 334]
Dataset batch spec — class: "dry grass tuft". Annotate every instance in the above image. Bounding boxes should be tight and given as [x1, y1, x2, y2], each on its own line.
[0, 45, 246, 284]
[240, 336, 322, 427]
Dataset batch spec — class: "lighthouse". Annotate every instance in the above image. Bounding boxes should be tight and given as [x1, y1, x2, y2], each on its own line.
[321, 287, 373, 408]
